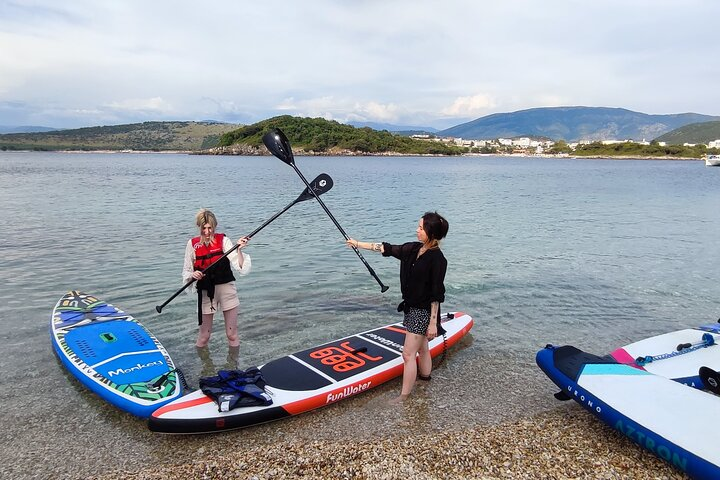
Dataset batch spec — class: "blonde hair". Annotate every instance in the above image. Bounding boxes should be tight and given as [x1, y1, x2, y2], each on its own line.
[195, 209, 218, 244]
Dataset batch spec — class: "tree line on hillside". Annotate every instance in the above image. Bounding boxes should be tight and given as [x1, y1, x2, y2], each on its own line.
[218, 116, 463, 155]
[0, 121, 238, 151]
[655, 121, 720, 145]
[547, 141, 716, 158]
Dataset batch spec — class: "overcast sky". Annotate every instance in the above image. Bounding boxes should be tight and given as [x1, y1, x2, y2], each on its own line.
[1, 0, 719, 129]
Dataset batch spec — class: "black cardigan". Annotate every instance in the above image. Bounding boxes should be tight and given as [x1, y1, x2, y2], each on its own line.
[382, 241, 447, 333]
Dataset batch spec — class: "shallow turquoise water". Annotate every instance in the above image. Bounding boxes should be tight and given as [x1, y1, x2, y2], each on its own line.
[1, 152, 718, 476]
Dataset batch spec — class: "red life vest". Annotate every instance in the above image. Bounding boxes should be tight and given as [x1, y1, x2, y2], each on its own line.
[192, 233, 235, 286]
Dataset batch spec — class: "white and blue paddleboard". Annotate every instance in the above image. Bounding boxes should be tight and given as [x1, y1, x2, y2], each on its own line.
[51, 291, 182, 418]
[537, 335, 720, 479]
[609, 324, 720, 388]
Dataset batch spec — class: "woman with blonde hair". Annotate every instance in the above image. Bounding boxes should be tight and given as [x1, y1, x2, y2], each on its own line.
[182, 209, 251, 350]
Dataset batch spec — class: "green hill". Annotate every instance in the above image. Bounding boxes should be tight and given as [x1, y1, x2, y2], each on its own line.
[654, 121, 720, 144]
[572, 141, 707, 158]
[216, 115, 463, 155]
[0, 121, 241, 151]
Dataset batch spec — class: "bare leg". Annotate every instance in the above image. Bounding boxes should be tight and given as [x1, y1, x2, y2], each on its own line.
[195, 313, 214, 347]
[389, 332, 426, 404]
[222, 306, 240, 347]
[195, 345, 216, 377]
[224, 345, 240, 370]
[417, 337, 432, 378]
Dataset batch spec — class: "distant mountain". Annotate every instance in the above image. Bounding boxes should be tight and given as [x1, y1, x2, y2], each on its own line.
[347, 121, 438, 133]
[0, 121, 241, 151]
[439, 107, 720, 142]
[0, 125, 58, 134]
[654, 121, 720, 144]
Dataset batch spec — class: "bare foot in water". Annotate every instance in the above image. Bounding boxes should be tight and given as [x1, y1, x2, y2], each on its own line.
[388, 394, 409, 405]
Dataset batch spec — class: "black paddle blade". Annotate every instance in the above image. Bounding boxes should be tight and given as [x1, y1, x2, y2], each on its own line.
[262, 128, 294, 165]
[295, 173, 333, 203]
[700, 366, 720, 395]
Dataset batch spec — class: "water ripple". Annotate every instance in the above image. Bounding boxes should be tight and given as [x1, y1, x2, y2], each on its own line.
[1, 152, 719, 477]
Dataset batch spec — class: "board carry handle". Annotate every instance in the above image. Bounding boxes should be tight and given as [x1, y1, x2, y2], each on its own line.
[676, 333, 715, 351]
[155, 173, 334, 313]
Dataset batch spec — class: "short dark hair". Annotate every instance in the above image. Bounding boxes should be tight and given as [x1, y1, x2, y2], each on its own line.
[422, 211, 449, 242]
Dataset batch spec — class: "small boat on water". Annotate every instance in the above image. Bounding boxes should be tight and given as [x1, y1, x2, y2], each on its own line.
[706, 154, 720, 167]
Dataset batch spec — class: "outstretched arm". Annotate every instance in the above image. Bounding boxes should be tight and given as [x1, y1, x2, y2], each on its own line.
[345, 238, 384, 253]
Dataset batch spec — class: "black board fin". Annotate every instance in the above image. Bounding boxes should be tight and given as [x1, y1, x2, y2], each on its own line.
[553, 390, 572, 401]
[699, 366, 720, 395]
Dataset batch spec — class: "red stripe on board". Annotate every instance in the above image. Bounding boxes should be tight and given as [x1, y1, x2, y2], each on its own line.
[283, 364, 405, 415]
[152, 395, 213, 417]
[384, 326, 406, 334]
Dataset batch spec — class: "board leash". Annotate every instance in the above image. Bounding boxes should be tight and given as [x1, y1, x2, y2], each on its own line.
[435, 332, 449, 367]
[635, 333, 715, 366]
[147, 367, 193, 393]
[434, 312, 454, 368]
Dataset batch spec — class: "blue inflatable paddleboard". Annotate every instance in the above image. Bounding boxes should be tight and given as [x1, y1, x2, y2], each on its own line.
[537, 344, 720, 479]
[50, 291, 182, 417]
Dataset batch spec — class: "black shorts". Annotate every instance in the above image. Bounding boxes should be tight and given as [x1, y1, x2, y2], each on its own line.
[403, 307, 431, 335]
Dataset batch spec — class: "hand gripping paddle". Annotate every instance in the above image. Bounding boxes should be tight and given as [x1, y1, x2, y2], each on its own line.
[155, 173, 335, 313]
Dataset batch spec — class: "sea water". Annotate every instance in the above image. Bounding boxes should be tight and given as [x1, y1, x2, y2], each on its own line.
[1, 151, 718, 477]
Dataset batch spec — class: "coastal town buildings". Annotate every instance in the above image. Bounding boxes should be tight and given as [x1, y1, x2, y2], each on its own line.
[410, 133, 718, 156]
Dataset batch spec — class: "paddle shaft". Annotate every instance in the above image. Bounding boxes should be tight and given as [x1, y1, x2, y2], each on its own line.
[287, 163, 389, 293]
[155, 198, 300, 313]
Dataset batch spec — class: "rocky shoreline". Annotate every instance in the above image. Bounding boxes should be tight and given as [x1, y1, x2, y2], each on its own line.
[1, 147, 703, 160]
[199, 144, 702, 160]
[93, 407, 685, 480]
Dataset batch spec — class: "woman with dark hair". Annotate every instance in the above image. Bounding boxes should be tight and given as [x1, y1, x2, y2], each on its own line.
[346, 211, 449, 403]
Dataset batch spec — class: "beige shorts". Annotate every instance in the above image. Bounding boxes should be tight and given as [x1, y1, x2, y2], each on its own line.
[200, 282, 240, 315]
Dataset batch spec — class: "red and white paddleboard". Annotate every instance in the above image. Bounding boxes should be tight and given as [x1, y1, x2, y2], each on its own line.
[148, 312, 473, 434]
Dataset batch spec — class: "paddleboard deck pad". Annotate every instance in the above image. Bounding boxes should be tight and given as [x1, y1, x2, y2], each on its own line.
[149, 311, 473, 434]
[537, 344, 720, 479]
[51, 291, 182, 418]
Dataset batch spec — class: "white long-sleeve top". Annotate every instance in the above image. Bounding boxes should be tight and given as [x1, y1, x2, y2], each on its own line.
[182, 235, 252, 293]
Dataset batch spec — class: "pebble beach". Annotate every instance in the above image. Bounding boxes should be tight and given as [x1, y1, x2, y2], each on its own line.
[3, 334, 690, 480]
[86, 351, 687, 480]
[94, 407, 685, 480]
